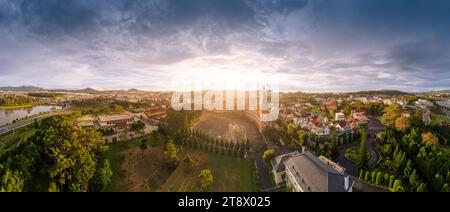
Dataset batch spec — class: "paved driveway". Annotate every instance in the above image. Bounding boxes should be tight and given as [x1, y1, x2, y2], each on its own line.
[336, 117, 383, 176]
[254, 146, 274, 190]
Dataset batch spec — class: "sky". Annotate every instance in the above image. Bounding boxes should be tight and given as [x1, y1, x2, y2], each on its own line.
[0, 0, 449, 92]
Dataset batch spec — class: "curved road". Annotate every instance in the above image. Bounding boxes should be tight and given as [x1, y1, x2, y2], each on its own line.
[336, 117, 382, 176]
[366, 117, 382, 168]
[0, 110, 69, 136]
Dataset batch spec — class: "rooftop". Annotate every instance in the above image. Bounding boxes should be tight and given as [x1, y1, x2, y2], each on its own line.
[283, 151, 350, 192]
[98, 114, 133, 122]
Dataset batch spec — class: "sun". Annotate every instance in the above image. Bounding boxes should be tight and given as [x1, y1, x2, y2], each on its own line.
[171, 69, 271, 91]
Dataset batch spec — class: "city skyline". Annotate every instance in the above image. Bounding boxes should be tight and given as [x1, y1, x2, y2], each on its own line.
[1, 0, 450, 92]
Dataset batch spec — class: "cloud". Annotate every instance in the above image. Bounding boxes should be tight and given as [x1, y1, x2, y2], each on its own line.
[0, 0, 448, 91]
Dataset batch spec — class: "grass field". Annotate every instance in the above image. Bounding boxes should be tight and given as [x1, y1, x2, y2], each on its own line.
[431, 114, 450, 125]
[0, 125, 36, 156]
[160, 149, 257, 192]
[102, 132, 169, 192]
[345, 147, 371, 163]
[104, 131, 258, 192]
[0, 105, 34, 109]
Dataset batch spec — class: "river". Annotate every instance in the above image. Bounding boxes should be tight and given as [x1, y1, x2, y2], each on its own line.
[0, 105, 62, 126]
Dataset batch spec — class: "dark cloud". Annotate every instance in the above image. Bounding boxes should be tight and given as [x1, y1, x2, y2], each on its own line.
[0, 0, 448, 91]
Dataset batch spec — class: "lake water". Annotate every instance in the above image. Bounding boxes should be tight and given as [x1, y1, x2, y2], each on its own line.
[0, 105, 62, 126]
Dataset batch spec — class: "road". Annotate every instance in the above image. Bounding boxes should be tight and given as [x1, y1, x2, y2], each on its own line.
[336, 117, 383, 176]
[0, 110, 68, 136]
[254, 146, 274, 191]
[366, 117, 382, 169]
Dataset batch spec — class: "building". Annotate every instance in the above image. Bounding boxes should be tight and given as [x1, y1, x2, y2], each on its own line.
[351, 110, 368, 123]
[96, 114, 134, 130]
[335, 112, 345, 121]
[310, 125, 330, 137]
[332, 120, 351, 134]
[415, 99, 433, 108]
[271, 149, 353, 192]
[145, 105, 167, 120]
[320, 100, 338, 114]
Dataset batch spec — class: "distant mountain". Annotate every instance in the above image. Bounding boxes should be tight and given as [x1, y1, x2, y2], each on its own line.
[346, 90, 411, 96]
[42, 87, 102, 94]
[75, 88, 102, 94]
[128, 88, 141, 92]
[419, 89, 450, 95]
[0, 86, 46, 92]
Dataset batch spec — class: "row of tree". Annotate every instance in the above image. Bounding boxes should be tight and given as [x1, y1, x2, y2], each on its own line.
[181, 129, 250, 159]
[0, 95, 42, 107]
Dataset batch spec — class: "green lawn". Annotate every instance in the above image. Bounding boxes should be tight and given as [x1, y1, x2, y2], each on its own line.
[0, 105, 34, 109]
[431, 114, 450, 125]
[0, 125, 36, 156]
[102, 132, 169, 191]
[160, 148, 257, 192]
[345, 147, 371, 163]
[103, 132, 258, 192]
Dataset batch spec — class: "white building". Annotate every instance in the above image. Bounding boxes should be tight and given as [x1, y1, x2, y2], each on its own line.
[96, 114, 134, 130]
[271, 149, 353, 192]
[335, 112, 345, 121]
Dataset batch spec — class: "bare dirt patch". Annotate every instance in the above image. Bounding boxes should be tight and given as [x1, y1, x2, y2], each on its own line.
[119, 146, 173, 192]
[193, 112, 263, 148]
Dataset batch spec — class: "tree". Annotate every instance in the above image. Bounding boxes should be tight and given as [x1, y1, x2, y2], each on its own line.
[199, 169, 214, 190]
[376, 172, 383, 185]
[409, 169, 419, 189]
[416, 182, 427, 192]
[381, 104, 402, 126]
[442, 184, 449, 192]
[364, 171, 370, 182]
[41, 116, 107, 192]
[262, 149, 276, 162]
[48, 182, 59, 192]
[343, 104, 352, 116]
[359, 170, 365, 180]
[403, 160, 413, 179]
[140, 139, 148, 151]
[96, 159, 113, 191]
[371, 171, 377, 183]
[357, 127, 368, 170]
[131, 120, 146, 135]
[384, 173, 390, 187]
[395, 117, 410, 132]
[297, 130, 307, 145]
[389, 175, 395, 189]
[183, 156, 195, 171]
[287, 124, 297, 138]
[421, 132, 439, 146]
[0, 169, 24, 192]
[392, 180, 403, 192]
[164, 139, 179, 167]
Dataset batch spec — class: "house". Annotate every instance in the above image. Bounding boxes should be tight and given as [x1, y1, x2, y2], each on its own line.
[96, 114, 134, 130]
[145, 105, 167, 120]
[335, 112, 345, 121]
[320, 100, 338, 114]
[310, 125, 330, 137]
[332, 120, 351, 134]
[271, 149, 353, 192]
[352, 110, 368, 123]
